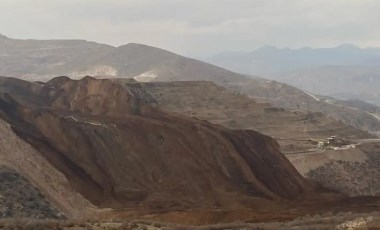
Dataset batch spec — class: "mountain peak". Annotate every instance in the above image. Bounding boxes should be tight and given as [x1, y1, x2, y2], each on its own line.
[256, 45, 279, 52]
[336, 43, 360, 50]
[0, 33, 9, 40]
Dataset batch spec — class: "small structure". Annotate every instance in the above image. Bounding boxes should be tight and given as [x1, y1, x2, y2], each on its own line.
[327, 136, 337, 145]
[317, 141, 325, 148]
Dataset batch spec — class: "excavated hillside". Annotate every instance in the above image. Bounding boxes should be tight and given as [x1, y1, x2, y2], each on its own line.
[123, 81, 371, 153]
[223, 77, 380, 134]
[117, 81, 380, 197]
[0, 76, 314, 211]
[116, 80, 380, 198]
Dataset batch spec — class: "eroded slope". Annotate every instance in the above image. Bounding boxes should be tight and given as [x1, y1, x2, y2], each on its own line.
[124, 81, 370, 153]
[0, 76, 313, 211]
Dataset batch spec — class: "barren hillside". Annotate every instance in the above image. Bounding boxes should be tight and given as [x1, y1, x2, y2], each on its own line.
[123, 80, 371, 153]
[119, 80, 380, 197]
[1, 35, 379, 133]
[0, 76, 314, 212]
[288, 141, 380, 196]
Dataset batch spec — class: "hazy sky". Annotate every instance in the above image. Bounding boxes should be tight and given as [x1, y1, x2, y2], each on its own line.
[1, 0, 380, 57]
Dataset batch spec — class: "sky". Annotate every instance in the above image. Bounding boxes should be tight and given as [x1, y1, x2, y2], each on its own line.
[1, 0, 380, 57]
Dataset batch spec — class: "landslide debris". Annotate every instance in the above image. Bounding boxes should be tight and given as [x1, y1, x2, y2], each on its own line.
[0, 76, 313, 210]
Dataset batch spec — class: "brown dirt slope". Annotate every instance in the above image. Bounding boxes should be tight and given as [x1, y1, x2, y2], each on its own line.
[0, 76, 313, 211]
[223, 78, 380, 133]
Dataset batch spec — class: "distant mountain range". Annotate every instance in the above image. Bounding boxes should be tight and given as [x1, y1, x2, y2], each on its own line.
[207, 45, 380, 106]
[1, 33, 380, 134]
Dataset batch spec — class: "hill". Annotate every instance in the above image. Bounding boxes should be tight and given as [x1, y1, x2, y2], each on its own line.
[0, 35, 379, 133]
[225, 77, 380, 134]
[124, 80, 371, 153]
[207, 45, 380, 106]
[287, 141, 380, 196]
[0, 76, 314, 212]
[119, 80, 380, 197]
[2, 76, 380, 224]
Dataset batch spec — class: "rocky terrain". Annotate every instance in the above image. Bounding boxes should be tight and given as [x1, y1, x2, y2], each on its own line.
[1, 34, 380, 134]
[0, 76, 318, 216]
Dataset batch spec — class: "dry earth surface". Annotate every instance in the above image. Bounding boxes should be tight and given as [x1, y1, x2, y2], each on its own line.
[1, 211, 380, 229]
[123, 80, 371, 154]
[1, 76, 380, 227]
[0, 76, 347, 224]
[117, 80, 380, 198]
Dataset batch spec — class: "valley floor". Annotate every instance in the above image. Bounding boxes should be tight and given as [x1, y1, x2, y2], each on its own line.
[1, 210, 380, 229]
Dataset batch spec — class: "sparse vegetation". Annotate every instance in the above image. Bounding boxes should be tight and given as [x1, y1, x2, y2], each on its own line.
[0, 166, 62, 219]
[305, 147, 380, 196]
[0, 212, 379, 229]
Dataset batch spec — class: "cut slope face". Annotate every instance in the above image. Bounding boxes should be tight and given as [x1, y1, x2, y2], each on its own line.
[124, 81, 371, 153]
[0, 76, 312, 210]
[223, 78, 380, 133]
[114, 81, 380, 197]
